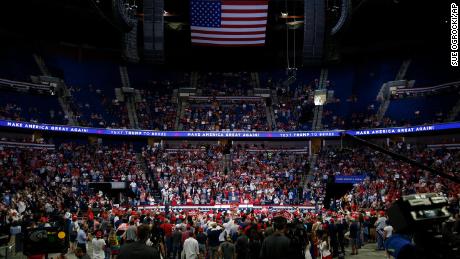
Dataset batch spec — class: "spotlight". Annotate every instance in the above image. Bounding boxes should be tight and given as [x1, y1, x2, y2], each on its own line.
[281, 12, 288, 18]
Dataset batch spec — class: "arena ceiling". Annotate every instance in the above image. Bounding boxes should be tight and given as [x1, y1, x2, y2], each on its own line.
[0, 0, 450, 68]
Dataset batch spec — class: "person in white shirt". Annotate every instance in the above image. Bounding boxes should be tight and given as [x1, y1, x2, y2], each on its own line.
[319, 234, 331, 259]
[17, 200, 26, 214]
[183, 231, 199, 259]
[384, 221, 393, 240]
[305, 236, 313, 259]
[383, 221, 394, 259]
[92, 231, 106, 259]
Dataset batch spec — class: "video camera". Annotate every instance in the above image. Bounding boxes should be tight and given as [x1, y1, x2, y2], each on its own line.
[386, 193, 460, 259]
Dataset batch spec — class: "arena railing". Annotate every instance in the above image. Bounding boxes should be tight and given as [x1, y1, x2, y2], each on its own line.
[0, 78, 55, 92]
[117, 204, 316, 212]
[187, 96, 265, 101]
[0, 119, 459, 139]
[0, 140, 55, 150]
[392, 81, 460, 96]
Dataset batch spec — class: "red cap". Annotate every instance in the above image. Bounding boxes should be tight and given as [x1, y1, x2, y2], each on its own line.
[95, 231, 103, 238]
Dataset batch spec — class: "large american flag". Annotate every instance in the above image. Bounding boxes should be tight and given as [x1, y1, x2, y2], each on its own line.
[190, 0, 269, 46]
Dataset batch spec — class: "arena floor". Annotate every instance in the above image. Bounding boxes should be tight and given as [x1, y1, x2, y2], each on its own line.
[2, 242, 387, 259]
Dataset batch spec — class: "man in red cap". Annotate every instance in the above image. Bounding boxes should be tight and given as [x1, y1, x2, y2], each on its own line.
[92, 231, 106, 259]
[69, 215, 79, 253]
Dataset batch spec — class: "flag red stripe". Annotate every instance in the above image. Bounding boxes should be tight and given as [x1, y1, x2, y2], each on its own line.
[191, 30, 265, 35]
[221, 9, 267, 13]
[221, 25, 267, 28]
[192, 36, 266, 41]
[193, 43, 265, 47]
[222, 1, 268, 5]
[221, 17, 267, 21]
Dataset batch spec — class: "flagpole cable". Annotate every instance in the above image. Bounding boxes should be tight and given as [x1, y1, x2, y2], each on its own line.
[285, 0, 290, 70]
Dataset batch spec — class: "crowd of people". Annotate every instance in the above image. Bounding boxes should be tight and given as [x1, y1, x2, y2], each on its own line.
[181, 100, 269, 131]
[197, 72, 252, 96]
[69, 85, 131, 129]
[322, 109, 399, 130]
[136, 89, 177, 131]
[272, 84, 315, 131]
[1, 82, 457, 133]
[0, 138, 459, 259]
[2, 194, 459, 259]
[0, 101, 68, 125]
[144, 144, 308, 206]
[311, 143, 460, 211]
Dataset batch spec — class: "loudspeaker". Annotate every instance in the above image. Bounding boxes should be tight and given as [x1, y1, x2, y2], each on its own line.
[143, 0, 165, 63]
[303, 0, 326, 65]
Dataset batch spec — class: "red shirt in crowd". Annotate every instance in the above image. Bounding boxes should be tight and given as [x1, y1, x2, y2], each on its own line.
[160, 223, 173, 237]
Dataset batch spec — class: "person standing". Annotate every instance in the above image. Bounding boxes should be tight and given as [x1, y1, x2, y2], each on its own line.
[92, 231, 106, 259]
[76, 224, 88, 253]
[383, 219, 393, 257]
[318, 234, 331, 259]
[183, 231, 200, 259]
[196, 228, 207, 259]
[219, 235, 236, 259]
[118, 224, 161, 259]
[149, 220, 166, 259]
[259, 217, 291, 259]
[235, 227, 249, 259]
[160, 219, 173, 259]
[172, 225, 183, 259]
[108, 228, 121, 259]
[304, 234, 312, 259]
[349, 218, 359, 255]
[336, 218, 346, 255]
[69, 216, 79, 253]
[207, 223, 222, 259]
[374, 212, 387, 250]
[327, 219, 338, 257]
[124, 221, 137, 243]
[383, 220, 393, 241]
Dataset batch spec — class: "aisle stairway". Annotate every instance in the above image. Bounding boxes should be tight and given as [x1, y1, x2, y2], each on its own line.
[119, 66, 139, 128]
[376, 59, 412, 120]
[312, 68, 328, 130]
[177, 99, 188, 130]
[446, 98, 460, 122]
[33, 54, 50, 76]
[33, 54, 77, 125]
[136, 152, 161, 203]
[266, 105, 275, 130]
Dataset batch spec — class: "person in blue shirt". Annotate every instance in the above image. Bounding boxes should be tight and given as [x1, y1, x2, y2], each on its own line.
[76, 224, 88, 253]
